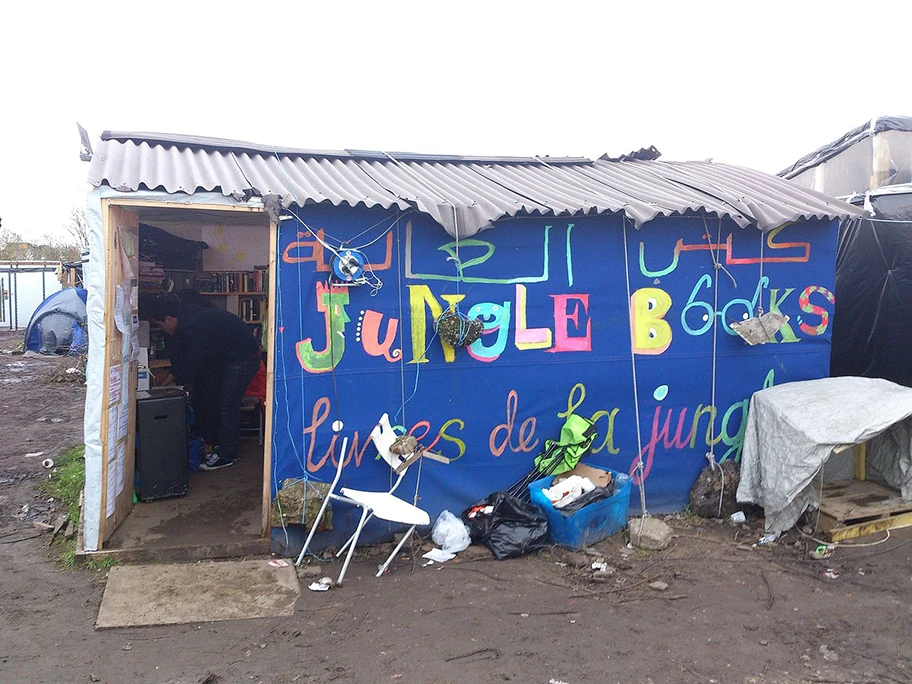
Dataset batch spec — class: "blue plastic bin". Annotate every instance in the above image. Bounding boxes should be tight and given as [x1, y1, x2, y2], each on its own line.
[528, 469, 632, 549]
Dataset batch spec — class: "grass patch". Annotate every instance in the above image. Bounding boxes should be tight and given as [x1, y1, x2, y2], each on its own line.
[41, 355, 87, 384]
[38, 443, 86, 526]
[35, 444, 116, 568]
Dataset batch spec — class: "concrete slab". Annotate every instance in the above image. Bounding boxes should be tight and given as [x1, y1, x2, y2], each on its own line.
[93, 440, 267, 563]
[95, 559, 300, 629]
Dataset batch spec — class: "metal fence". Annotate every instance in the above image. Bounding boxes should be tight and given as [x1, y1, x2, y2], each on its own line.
[0, 262, 63, 331]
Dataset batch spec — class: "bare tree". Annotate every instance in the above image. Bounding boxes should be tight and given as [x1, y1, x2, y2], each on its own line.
[0, 226, 81, 263]
[66, 208, 89, 249]
[0, 224, 29, 260]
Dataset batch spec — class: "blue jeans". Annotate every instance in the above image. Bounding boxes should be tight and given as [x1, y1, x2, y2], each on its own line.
[217, 354, 262, 461]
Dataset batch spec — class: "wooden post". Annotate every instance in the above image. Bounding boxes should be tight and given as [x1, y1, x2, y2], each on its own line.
[854, 442, 867, 482]
[262, 219, 278, 535]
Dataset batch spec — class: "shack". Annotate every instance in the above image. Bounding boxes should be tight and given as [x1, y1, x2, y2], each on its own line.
[81, 131, 861, 556]
[780, 115, 912, 387]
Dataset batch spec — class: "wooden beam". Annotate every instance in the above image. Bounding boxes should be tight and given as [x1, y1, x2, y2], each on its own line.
[421, 451, 452, 465]
[96, 200, 115, 547]
[393, 450, 451, 474]
[854, 442, 867, 482]
[105, 198, 266, 214]
[261, 219, 278, 536]
[821, 511, 912, 542]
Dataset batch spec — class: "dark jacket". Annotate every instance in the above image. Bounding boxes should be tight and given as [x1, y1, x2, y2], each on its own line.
[168, 305, 259, 385]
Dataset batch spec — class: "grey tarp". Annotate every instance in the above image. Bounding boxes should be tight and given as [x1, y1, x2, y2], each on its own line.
[737, 377, 912, 534]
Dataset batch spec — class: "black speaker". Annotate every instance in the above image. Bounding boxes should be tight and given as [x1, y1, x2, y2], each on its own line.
[136, 388, 188, 501]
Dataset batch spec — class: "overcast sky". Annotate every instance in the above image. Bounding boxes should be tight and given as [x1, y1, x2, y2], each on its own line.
[1, 1, 909, 242]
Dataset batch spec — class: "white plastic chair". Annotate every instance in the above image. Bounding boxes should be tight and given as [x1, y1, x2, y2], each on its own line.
[294, 414, 430, 585]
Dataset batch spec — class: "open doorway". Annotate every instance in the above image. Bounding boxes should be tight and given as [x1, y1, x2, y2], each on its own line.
[98, 203, 273, 562]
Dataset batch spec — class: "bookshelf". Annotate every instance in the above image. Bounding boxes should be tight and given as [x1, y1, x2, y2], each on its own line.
[197, 268, 268, 346]
[139, 265, 268, 346]
[195, 267, 268, 295]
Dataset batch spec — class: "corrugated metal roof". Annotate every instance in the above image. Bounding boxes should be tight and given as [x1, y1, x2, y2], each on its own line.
[88, 131, 863, 236]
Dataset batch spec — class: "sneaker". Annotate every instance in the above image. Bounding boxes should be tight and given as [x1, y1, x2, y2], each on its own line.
[199, 452, 234, 471]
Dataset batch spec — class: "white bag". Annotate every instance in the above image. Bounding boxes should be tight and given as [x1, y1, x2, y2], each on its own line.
[431, 510, 471, 553]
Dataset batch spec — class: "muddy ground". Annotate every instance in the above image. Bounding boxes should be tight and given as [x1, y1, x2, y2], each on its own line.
[1, 329, 911, 684]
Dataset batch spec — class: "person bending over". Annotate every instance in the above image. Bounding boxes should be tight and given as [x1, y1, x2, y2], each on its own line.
[148, 295, 261, 470]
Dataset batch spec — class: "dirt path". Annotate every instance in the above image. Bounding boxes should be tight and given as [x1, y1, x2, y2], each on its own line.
[1, 330, 910, 684]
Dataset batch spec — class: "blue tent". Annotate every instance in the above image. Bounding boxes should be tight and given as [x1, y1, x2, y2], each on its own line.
[24, 288, 88, 355]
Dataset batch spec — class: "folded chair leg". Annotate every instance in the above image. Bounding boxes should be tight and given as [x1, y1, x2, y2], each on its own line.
[376, 524, 417, 578]
[336, 511, 377, 558]
[338, 506, 371, 586]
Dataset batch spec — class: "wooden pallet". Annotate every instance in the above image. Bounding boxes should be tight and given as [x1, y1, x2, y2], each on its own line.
[817, 479, 912, 541]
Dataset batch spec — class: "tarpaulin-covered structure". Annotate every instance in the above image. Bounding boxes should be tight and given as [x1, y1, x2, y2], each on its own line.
[738, 377, 912, 534]
[781, 116, 912, 387]
[830, 186, 912, 386]
[80, 131, 862, 554]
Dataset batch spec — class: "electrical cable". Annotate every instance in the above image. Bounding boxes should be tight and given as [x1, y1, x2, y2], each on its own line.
[351, 211, 407, 249]
[395, 326, 440, 424]
[380, 150, 466, 306]
[268, 152, 343, 558]
[621, 218, 648, 520]
[701, 218, 737, 288]
[702, 217, 725, 518]
[395, 215, 407, 425]
[798, 526, 891, 549]
[757, 230, 765, 316]
[802, 462, 893, 550]
[274, 227, 319, 551]
[282, 207, 390, 292]
[270, 145, 397, 558]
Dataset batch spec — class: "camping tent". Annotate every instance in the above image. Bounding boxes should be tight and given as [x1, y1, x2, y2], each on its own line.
[23, 287, 88, 355]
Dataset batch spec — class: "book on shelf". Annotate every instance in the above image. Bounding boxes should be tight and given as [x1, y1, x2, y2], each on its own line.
[138, 260, 165, 282]
[195, 266, 268, 294]
[239, 297, 264, 323]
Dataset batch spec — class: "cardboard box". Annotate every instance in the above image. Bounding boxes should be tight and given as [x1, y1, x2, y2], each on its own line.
[137, 368, 150, 392]
[553, 463, 613, 489]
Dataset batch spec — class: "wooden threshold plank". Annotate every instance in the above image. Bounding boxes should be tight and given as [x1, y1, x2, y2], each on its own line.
[822, 510, 912, 542]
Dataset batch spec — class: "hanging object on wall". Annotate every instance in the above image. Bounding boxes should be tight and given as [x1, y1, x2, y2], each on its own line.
[730, 230, 788, 345]
[731, 312, 790, 346]
[331, 249, 367, 284]
[435, 309, 484, 347]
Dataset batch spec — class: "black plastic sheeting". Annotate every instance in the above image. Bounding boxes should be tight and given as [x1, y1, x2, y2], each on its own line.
[780, 116, 912, 178]
[139, 223, 207, 271]
[868, 193, 912, 221]
[831, 214, 912, 386]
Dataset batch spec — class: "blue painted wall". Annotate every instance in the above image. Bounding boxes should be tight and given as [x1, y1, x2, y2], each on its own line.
[271, 203, 837, 548]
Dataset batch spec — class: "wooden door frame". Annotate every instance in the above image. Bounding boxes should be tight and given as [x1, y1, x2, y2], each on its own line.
[99, 198, 276, 546]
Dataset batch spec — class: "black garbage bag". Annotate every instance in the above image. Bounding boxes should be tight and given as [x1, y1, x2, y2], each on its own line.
[461, 491, 549, 560]
[558, 484, 615, 514]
